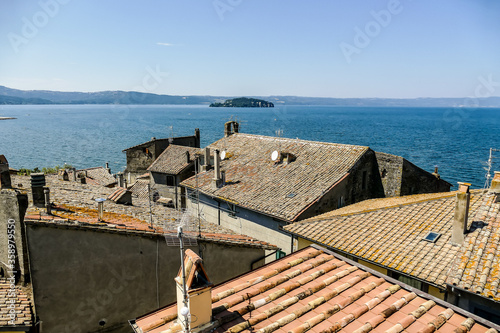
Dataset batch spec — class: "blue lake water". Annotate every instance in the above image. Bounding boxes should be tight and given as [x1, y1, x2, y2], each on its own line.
[1, 104, 499, 189]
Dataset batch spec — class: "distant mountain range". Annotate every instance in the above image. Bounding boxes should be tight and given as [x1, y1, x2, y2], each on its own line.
[1, 85, 500, 107]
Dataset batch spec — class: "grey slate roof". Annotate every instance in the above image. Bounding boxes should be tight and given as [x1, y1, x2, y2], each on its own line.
[148, 145, 201, 175]
[181, 133, 369, 221]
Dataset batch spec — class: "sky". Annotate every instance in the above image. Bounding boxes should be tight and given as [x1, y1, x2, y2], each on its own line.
[0, 0, 499, 98]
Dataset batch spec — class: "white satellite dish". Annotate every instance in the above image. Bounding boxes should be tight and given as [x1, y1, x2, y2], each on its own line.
[271, 150, 279, 161]
[220, 150, 226, 160]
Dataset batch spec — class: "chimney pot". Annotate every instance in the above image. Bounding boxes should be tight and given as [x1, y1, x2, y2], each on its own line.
[451, 182, 471, 245]
[213, 149, 221, 187]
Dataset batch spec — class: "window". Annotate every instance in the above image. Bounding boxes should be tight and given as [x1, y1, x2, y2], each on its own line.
[423, 232, 441, 243]
[166, 175, 175, 186]
[338, 196, 345, 208]
[227, 203, 237, 218]
[276, 250, 286, 259]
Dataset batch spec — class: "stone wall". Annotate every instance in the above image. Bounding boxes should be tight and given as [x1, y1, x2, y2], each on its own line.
[375, 152, 404, 197]
[24, 223, 267, 333]
[401, 159, 451, 195]
[0, 189, 29, 283]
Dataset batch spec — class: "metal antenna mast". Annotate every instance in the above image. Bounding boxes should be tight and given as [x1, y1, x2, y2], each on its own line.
[484, 148, 500, 188]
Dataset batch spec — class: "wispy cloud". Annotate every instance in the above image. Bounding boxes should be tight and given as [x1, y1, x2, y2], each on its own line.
[157, 42, 173, 46]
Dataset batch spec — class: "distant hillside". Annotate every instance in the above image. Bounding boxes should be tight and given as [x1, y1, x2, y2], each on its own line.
[1, 85, 500, 107]
[210, 97, 274, 107]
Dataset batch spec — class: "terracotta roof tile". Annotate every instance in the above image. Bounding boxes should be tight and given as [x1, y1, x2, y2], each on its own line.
[131, 246, 498, 333]
[181, 133, 369, 221]
[447, 174, 500, 301]
[23, 204, 277, 250]
[0, 279, 33, 328]
[284, 190, 487, 289]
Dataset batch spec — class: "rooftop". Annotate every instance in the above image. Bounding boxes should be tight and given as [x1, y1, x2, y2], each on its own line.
[181, 133, 369, 221]
[14, 174, 276, 250]
[284, 190, 487, 289]
[132, 245, 499, 333]
[0, 279, 33, 328]
[148, 145, 201, 175]
[448, 173, 500, 301]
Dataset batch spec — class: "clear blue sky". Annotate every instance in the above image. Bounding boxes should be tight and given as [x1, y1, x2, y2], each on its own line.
[1, 0, 499, 98]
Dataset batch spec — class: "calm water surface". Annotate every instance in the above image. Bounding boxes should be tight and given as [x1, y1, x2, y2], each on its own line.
[1, 104, 499, 188]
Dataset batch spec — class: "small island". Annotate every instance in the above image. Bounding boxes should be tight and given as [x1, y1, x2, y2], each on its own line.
[210, 97, 274, 108]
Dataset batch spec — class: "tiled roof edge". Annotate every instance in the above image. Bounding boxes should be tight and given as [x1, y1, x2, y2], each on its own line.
[310, 243, 500, 332]
[23, 219, 277, 249]
[294, 190, 487, 224]
[284, 228, 447, 290]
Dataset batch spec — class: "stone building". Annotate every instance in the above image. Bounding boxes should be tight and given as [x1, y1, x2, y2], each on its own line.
[123, 129, 200, 183]
[148, 145, 201, 209]
[284, 173, 500, 324]
[179, 126, 451, 253]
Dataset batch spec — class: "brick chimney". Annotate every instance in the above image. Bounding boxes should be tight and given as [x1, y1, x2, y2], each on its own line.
[175, 249, 213, 332]
[451, 182, 471, 245]
[224, 121, 239, 137]
[202, 147, 211, 171]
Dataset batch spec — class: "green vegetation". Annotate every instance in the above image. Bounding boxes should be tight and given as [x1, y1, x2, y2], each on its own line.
[18, 164, 73, 176]
[210, 97, 274, 108]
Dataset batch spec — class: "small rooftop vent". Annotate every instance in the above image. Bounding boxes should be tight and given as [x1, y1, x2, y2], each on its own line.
[423, 231, 441, 243]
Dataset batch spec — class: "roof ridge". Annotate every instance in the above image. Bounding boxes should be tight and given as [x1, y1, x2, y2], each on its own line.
[297, 190, 487, 224]
[231, 132, 370, 149]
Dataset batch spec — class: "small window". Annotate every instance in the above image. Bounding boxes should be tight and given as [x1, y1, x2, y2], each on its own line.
[166, 175, 175, 186]
[227, 203, 237, 218]
[423, 232, 441, 243]
[338, 196, 345, 208]
[286, 193, 296, 198]
[276, 250, 286, 259]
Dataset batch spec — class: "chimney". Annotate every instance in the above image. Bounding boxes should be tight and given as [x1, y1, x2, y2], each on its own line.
[213, 149, 221, 187]
[96, 198, 106, 221]
[432, 166, 440, 179]
[44, 187, 51, 215]
[175, 249, 213, 332]
[0, 155, 12, 189]
[72, 168, 77, 181]
[105, 162, 111, 174]
[224, 121, 239, 137]
[30, 173, 46, 207]
[203, 147, 211, 171]
[490, 171, 500, 194]
[451, 182, 471, 245]
[186, 151, 190, 164]
[194, 128, 200, 148]
[117, 172, 124, 188]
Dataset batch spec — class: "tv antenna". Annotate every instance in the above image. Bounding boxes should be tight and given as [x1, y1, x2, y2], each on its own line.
[484, 148, 500, 188]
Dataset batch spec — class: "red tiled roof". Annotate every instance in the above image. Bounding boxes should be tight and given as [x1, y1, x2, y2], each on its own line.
[448, 174, 500, 301]
[284, 190, 487, 289]
[132, 246, 499, 333]
[23, 205, 277, 250]
[0, 279, 33, 328]
[108, 187, 129, 202]
[181, 133, 369, 221]
[148, 145, 201, 175]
